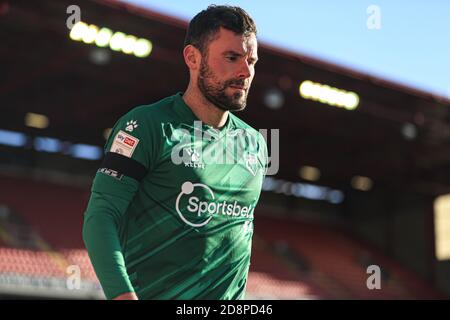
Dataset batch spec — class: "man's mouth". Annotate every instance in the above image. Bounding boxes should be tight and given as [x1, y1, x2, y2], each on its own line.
[229, 84, 246, 91]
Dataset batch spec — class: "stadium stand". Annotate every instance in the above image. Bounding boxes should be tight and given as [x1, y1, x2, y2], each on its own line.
[0, 174, 88, 249]
[254, 213, 445, 299]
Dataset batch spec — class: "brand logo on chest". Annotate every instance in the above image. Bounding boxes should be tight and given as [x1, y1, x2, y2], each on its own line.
[183, 147, 206, 169]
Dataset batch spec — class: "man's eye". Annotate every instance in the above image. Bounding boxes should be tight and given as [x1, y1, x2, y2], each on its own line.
[226, 56, 237, 61]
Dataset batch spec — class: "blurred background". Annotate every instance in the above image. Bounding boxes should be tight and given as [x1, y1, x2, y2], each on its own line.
[1, 0, 450, 299]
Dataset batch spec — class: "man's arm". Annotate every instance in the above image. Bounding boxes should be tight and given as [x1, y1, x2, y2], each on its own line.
[113, 292, 139, 300]
[82, 152, 148, 299]
[83, 188, 139, 300]
[82, 108, 155, 300]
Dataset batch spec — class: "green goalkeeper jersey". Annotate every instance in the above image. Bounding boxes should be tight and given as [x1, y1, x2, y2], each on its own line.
[83, 92, 268, 300]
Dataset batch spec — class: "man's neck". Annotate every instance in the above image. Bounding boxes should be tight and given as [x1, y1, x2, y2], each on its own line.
[182, 85, 228, 129]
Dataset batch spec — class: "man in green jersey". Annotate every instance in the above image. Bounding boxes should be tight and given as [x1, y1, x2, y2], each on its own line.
[82, 5, 268, 300]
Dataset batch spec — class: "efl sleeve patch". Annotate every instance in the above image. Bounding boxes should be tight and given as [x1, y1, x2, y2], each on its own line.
[110, 130, 139, 158]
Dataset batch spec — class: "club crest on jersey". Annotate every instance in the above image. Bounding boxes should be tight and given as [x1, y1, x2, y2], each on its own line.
[244, 152, 258, 176]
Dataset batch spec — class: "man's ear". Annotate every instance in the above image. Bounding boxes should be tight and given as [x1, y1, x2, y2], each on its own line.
[183, 45, 201, 70]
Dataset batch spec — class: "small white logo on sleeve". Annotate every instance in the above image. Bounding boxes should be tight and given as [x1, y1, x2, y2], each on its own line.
[125, 120, 138, 132]
[110, 130, 139, 158]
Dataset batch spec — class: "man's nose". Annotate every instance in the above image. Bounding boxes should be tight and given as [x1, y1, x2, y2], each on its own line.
[237, 60, 252, 79]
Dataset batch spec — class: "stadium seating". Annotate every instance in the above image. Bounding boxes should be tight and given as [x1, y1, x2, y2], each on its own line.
[0, 174, 88, 249]
[247, 236, 327, 299]
[254, 213, 443, 299]
[0, 248, 66, 278]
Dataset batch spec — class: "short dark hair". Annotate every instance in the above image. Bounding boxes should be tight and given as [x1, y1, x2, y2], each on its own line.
[184, 5, 257, 55]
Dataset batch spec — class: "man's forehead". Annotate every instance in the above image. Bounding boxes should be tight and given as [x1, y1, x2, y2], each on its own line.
[211, 28, 258, 55]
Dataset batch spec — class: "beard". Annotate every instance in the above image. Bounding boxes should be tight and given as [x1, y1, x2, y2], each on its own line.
[197, 59, 250, 112]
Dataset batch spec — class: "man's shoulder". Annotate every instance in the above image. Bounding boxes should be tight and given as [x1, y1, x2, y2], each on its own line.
[229, 113, 258, 133]
[229, 113, 264, 142]
[126, 94, 177, 122]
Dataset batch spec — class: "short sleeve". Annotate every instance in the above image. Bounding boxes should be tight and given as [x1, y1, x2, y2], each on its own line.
[91, 107, 160, 198]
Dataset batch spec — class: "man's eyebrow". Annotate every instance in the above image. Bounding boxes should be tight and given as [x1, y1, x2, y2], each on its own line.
[222, 51, 258, 61]
[222, 50, 243, 56]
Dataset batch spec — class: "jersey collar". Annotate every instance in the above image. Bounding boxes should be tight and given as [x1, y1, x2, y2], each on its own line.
[173, 92, 235, 136]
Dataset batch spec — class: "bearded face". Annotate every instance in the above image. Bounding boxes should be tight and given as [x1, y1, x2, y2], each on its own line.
[195, 28, 258, 112]
[197, 57, 250, 112]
